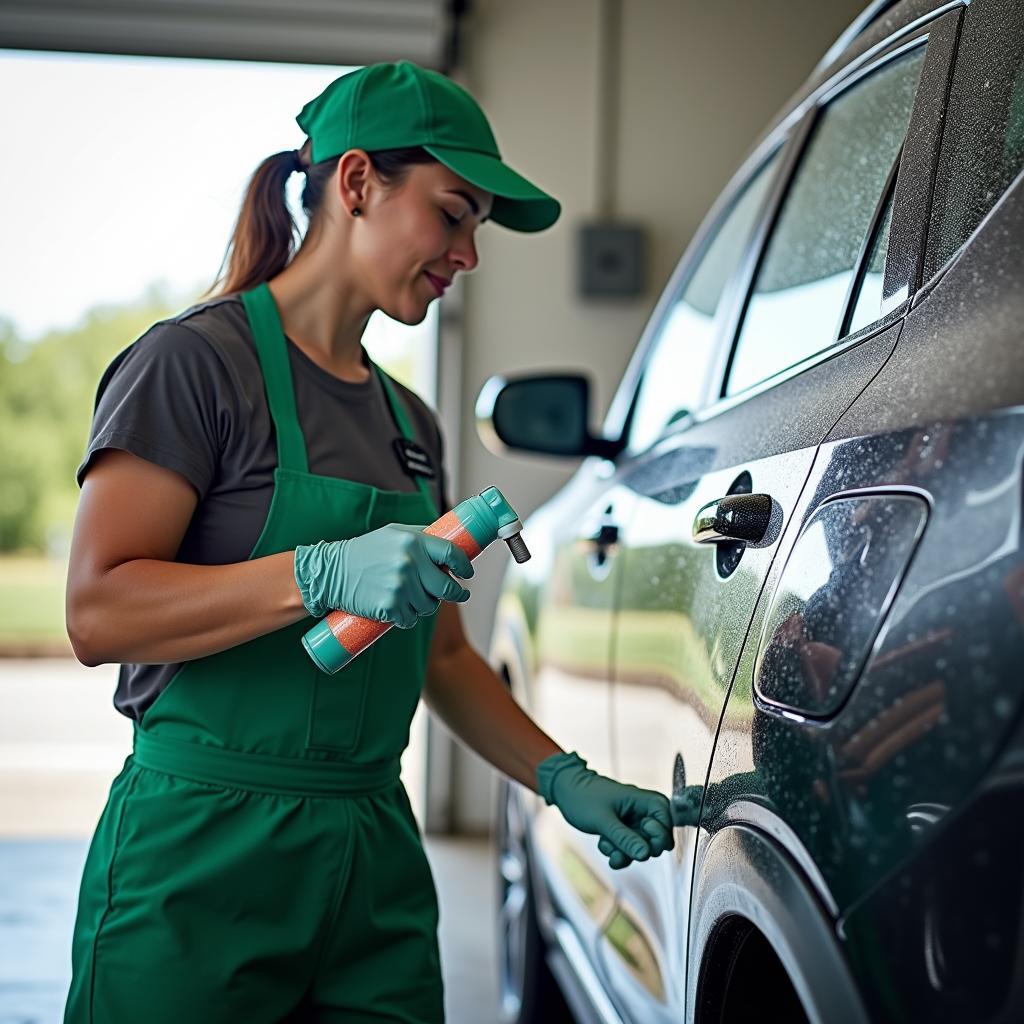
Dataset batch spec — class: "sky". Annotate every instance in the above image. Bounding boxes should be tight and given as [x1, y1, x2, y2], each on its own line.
[0, 49, 436, 395]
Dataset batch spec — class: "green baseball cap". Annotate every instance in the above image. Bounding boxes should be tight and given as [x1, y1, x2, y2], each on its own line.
[296, 60, 561, 233]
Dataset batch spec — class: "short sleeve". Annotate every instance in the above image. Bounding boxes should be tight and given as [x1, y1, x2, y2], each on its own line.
[76, 322, 233, 498]
[433, 414, 452, 514]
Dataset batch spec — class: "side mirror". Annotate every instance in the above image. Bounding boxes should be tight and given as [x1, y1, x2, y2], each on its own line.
[475, 373, 621, 460]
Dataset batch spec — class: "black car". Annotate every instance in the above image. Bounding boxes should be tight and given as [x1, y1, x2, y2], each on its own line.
[478, 1, 1024, 1021]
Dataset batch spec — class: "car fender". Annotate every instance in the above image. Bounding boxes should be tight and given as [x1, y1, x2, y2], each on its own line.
[688, 823, 868, 1024]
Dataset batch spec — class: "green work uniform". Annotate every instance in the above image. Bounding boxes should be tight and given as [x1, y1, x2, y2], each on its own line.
[64, 282, 444, 1023]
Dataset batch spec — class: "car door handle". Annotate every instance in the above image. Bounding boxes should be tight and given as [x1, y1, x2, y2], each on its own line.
[587, 522, 620, 548]
[580, 510, 620, 577]
[693, 493, 772, 544]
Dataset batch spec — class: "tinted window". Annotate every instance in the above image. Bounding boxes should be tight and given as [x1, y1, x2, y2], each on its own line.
[927, 0, 1024, 275]
[848, 183, 895, 334]
[627, 150, 781, 452]
[727, 46, 926, 396]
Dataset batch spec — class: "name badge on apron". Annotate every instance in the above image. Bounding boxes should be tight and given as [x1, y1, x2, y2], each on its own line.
[393, 438, 436, 480]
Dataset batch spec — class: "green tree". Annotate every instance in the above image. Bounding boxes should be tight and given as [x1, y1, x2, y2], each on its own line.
[0, 281, 205, 553]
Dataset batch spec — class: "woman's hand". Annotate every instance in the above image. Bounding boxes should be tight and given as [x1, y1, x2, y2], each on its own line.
[293, 524, 474, 627]
[537, 751, 674, 870]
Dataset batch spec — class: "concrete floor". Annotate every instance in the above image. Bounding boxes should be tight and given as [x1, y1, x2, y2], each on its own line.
[0, 660, 500, 1023]
[0, 835, 498, 1024]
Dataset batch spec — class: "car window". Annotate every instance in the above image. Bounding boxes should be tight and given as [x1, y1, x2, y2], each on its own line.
[847, 181, 895, 335]
[926, 0, 1024, 277]
[726, 45, 926, 397]
[626, 149, 782, 453]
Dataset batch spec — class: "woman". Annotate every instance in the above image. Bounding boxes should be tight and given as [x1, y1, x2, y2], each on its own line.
[64, 60, 673, 1023]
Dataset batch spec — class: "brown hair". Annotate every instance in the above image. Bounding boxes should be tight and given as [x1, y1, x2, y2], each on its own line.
[202, 143, 439, 299]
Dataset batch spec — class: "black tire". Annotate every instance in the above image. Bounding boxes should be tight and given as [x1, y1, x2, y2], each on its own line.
[699, 922, 809, 1024]
[495, 777, 575, 1024]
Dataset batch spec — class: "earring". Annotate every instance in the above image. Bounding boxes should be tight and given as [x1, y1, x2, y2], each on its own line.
[351, 207, 362, 217]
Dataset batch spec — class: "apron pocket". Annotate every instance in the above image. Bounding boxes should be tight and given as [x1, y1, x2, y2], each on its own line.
[306, 643, 377, 753]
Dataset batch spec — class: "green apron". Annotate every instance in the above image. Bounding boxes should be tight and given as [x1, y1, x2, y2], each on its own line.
[65, 282, 445, 1023]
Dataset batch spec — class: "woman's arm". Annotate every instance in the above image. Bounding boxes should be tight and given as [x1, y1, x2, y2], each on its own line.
[66, 449, 307, 666]
[423, 602, 677, 869]
[421, 601, 562, 792]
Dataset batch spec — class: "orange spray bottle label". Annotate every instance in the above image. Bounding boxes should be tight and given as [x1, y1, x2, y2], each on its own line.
[301, 487, 526, 674]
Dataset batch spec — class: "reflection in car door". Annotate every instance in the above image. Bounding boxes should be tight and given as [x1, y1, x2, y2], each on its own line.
[525, 465, 629, 979]
[597, 25, 955, 1023]
[557, 137, 784, 1017]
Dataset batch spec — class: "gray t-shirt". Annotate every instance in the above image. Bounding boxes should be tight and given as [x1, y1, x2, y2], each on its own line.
[76, 293, 450, 721]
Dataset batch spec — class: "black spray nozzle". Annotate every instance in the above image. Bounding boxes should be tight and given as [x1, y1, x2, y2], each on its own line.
[504, 533, 531, 563]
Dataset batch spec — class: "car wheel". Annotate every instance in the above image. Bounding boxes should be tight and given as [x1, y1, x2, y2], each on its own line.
[699, 919, 809, 1024]
[495, 776, 574, 1024]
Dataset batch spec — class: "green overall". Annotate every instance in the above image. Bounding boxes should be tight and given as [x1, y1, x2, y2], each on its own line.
[65, 282, 444, 1023]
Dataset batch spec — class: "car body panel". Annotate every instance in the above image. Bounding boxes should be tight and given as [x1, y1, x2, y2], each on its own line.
[702, 155, 1024, 1022]
[687, 826, 869, 1024]
[838, 709, 1024, 1022]
[524, 478, 625, 981]
[487, 1, 1023, 1021]
[602, 315, 906, 1020]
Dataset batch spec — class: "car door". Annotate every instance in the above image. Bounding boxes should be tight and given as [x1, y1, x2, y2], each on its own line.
[521, 453, 633, 973]
[702, 3, 1024, 1019]
[596, 17, 959, 1022]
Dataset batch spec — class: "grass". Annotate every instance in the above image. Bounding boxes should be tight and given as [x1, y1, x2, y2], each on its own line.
[0, 555, 70, 649]
[537, 604, 754, 724]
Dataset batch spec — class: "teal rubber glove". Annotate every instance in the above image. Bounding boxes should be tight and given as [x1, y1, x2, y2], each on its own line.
[537, 751, 674, 870]
[293, 524, 474, 628]
[598, 784, 703, 869]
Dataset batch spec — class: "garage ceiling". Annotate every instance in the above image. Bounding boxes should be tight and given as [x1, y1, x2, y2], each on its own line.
[0, 0, 458, 70]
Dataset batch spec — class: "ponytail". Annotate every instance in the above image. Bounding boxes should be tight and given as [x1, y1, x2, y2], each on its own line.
[201, 143, 439, 299]
[202, 145, 308, 299]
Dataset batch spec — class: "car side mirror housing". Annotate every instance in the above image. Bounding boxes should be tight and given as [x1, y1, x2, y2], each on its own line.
[475, 373, 622, 460]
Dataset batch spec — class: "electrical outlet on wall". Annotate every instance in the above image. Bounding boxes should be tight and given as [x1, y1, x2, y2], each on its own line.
[577, 222, 646, 298]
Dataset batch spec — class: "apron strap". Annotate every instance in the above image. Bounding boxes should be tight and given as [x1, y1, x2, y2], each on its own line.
[373, 362, 438, 515]
[240, 283, 309, 474]
[241, 282, 437, 514]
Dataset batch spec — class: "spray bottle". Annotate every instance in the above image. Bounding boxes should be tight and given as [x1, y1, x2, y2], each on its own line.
[301, 485, 530, 674]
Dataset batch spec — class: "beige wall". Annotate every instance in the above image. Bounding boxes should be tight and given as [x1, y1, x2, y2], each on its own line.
[442, 0, 867, 831]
